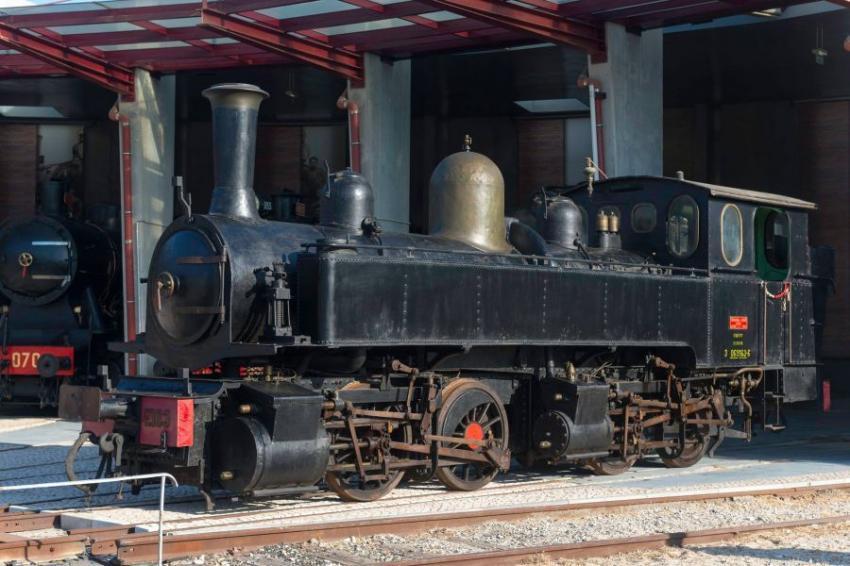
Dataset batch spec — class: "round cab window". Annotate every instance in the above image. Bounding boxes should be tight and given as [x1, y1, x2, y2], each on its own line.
[667, 195, 699, 258]
[720, 204, 743, 266]
[631, 203, 657, 233]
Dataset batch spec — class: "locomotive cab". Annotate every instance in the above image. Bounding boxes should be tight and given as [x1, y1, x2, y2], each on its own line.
[562, 176, 820, 403]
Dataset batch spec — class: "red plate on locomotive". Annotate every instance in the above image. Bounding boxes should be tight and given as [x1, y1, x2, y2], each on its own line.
[0, 346, 74, 377]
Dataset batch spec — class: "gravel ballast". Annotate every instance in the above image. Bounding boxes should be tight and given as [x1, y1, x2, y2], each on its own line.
[169, 490, 850, 566]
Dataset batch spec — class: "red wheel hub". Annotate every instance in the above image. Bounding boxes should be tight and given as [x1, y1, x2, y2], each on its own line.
[464, 422, 484, 449]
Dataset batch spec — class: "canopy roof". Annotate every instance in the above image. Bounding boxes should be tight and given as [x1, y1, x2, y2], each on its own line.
[0, 0, 830, 96]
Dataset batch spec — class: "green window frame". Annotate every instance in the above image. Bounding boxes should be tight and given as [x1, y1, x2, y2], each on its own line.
[755, 207, 790, 281]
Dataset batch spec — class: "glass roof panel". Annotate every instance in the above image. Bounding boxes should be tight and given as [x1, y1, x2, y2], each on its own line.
[258, 0, 358, 20]
[317, 18, 414, 36]
[48, 22, 143, 35]
[98, 40, 188, 51]
[0, 0, 197, 15]
[420, 10, 464, 22]
[203, 37, 238, 45]
[149, 18, 198, 28]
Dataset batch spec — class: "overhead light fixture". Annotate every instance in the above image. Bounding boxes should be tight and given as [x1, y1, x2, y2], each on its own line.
[812, 24, 828, 65]
[751, 7, 782, 17]
[284, 72, 298, 100]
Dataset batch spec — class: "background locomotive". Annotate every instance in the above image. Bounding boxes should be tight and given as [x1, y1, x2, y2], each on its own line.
[0, 183, 122, 407]
[62, 83, 828, 502]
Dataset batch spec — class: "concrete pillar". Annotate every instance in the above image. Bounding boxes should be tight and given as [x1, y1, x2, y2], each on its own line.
[590, 23, 663, 177]
[350, 54, 411, 232]
[118, 70, 175, 374]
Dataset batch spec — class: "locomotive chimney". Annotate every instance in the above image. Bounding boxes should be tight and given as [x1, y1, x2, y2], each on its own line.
[202, 83, 269, 220]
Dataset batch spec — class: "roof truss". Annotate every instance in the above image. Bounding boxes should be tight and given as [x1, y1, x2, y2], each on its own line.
[0, 0, 832, 85]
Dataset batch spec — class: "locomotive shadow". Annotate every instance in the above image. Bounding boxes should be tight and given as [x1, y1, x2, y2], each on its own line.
[696, 545, 850, 565]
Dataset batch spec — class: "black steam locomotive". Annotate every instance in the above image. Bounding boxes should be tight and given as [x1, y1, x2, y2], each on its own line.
[61, 83, 828, 503]
[0, 185, 122, 407]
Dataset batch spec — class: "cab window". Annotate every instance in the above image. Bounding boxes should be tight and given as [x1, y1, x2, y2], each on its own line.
[631, 203, 657, 233]
[720, 204, 743, 266]
[756, 208, 789, 280]
[667, 195, 699, 258]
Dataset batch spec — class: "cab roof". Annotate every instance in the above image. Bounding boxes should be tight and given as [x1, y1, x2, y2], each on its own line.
[572, 176, 817, 211]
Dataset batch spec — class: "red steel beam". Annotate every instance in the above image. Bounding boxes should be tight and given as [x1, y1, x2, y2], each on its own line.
[515, 0, 559, 11]
[0, 20, 134, 96]
[623, 0, 808, 28]
[0, 3, 202, 28]
[199, 4, 364, 82]
[273, 1, 441, 32]
[557, 0, 638, 17]
[328, 18, 492, 50]
[364, 27, 521, 54]
[216, 0, 311, 12]
[417, 0, 605, 56]
[60, 26, 221, 49]
[0, 1, 314, 29]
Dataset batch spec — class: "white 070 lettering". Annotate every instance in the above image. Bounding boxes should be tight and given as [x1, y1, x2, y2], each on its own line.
[9, 352, 40, 369]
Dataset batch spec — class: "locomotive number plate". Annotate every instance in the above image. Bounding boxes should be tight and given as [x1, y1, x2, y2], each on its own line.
[0, 346, 74, 377]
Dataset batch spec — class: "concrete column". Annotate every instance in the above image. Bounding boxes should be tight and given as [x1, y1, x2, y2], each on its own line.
[350, 54, 411, 232]
[118, 70, 175, 374]
[590, 23, 663, 177]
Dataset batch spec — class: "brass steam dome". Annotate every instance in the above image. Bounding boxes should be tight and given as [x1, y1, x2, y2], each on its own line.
[428, 135, 512, 253]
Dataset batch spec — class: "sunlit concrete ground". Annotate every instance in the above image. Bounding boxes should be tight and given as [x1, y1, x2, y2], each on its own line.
[0, 399, 847, 532]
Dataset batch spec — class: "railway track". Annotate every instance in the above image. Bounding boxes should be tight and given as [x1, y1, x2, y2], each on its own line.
[387, 515, 850, 565]
[0, 478, 849, 564]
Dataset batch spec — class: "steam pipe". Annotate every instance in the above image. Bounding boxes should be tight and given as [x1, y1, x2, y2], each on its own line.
[578, 74, 606, 177]
[337, 90, 361, 173]
[108, 100, 137, 376]
[593, 87, 606, 174]
[202, 83, 269, 220]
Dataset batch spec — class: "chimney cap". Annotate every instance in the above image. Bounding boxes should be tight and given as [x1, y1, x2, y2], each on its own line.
[202, 82, 269, 101]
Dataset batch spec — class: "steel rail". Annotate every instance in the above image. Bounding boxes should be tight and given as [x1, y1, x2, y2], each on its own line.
[387, 514, 850, 565]
[108, 478, 850, 564]
[4, 478, 850, 563]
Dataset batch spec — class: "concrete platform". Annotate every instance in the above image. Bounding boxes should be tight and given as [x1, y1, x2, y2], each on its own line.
[0, 400, 847, 535]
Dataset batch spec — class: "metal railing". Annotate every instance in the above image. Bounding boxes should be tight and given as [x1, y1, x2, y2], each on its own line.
[0, 472, 179, 565]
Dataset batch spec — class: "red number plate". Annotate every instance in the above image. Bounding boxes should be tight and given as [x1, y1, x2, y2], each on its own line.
[729, 316, 749, 330]
[0, 346, 74, 377]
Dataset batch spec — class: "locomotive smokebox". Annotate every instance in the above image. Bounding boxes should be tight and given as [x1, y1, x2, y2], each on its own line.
[203, 83, 269, 220]
[428, 135, 512, 253]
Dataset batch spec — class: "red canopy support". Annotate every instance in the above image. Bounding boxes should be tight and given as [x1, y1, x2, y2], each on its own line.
[0, 20, 134, 97]
[417, 0, 605, 58]
[200, 3, 364, 83]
